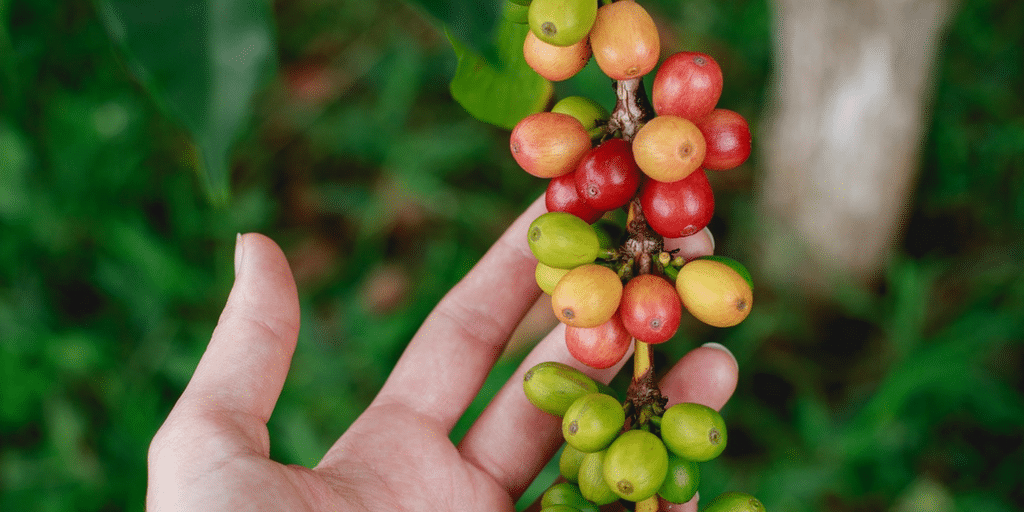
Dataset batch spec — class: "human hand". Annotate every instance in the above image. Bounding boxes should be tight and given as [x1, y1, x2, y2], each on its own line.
[146, 197, 738, 511]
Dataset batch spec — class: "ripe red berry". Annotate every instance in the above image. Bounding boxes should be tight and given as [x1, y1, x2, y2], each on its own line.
[574, 138, 642, 211]
[639, 170, 715, 238]
[565, 312, 633, 369]
[696, 109, 751, 171]
[547, 171, 604, 223]
[619, 274, 681, 344]
[652, 52, 723, 121]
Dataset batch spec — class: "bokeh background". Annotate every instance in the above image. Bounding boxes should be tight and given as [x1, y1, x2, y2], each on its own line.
[1, 0, 1022, 510]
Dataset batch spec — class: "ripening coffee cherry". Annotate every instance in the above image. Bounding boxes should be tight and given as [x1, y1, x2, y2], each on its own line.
[602, 429, 669, 502]
[524, 30, 591, 82]
[696, 108, 752, 170]
[639, 169, 715, 238]
[552, 96, 609, 140]
[695, 255, 754, 289]
[632, 115, 707, 183]
[552, 264, 623, 327]
[676, 258, 753, 328]
[511, 112, 591, 178]
[658, 453, 700, 504]
[589, 0, 660, 80]
[579, 451, 620, 506]
[660, 402, 728, 462]
[528, 211, 600, 269]
[663, 227, 715, 262]
[546, 171, 603, 224]
[619, 274, 682, 344]
[565, 312, 632, 369]
[522, 361, 600, 416]
[528, 0, 596, 47]
[652, 52, 724, 121]
[702, 492, 767, 512]
[562, 393, 625, 452]
[574, 138, 642, 211]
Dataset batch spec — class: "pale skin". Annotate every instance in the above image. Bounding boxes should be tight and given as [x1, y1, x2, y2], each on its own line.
[146, 197, 738, 511]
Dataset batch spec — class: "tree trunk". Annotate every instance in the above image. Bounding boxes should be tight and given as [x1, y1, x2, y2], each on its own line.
[757, 0, 956, 288]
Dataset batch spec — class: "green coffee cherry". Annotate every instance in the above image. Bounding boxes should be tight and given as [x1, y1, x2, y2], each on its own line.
[660, 402, 728, 462]
[528, 212, 600, 269]
[536, 261, 570, 295]
[528, 0, 596, 47]
[562, 393, 625, 453]
[541, 482, 598, 512]
[509, 0, 531, 7]
[552, 96, 610, 140]
[560, 444, 587, 483]
[701, 491, 767, 512]
[578, 451, 620, 506]
[602, 430, 669, 502]
[658, 453, 700, 504]
[539, 506, 579, 512]
[523, 361, 599, 416]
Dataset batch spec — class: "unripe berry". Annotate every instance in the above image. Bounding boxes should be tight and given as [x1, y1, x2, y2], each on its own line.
[523, 31, 591, 82]
[589, 0, 659, 80]
[528, 0, 597, 47]
[632, 115, 707, 183]
[552, 96, 610, 140]
[652, 52, 724, 121]
[511, 112, 592, 178]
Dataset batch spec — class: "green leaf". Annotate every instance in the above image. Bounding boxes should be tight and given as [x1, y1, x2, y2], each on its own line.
[95, 0, 276, 204]
[447, 16, 552, 130]
[403, 0, 502, 58]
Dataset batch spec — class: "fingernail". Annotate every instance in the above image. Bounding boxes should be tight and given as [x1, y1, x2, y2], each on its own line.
[702, 226, 715, 252]
[700, 342, 737, 369]
[234, 233, 245, 278]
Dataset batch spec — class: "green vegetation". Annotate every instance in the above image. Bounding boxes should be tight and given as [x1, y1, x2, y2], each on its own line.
[1, 0, 1021, 510]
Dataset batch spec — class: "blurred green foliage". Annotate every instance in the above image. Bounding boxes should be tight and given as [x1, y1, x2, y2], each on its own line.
[1, 0, 1022, 511]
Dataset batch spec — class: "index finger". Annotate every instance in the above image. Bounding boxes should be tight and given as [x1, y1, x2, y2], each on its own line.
[370, 195, 548, 432]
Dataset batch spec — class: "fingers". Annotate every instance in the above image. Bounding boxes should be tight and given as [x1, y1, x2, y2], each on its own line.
[457, 324, 633, 499]
[368, 196, 548, 433]
[166, 233, 301, 453]
[658, 343, 739, 411]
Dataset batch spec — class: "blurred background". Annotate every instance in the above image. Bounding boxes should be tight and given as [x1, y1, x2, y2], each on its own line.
[1, 0, 1022, 510]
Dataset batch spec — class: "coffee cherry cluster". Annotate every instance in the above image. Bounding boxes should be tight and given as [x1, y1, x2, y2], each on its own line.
[512, 0, 754, 364]
[523, 362, 765, 511]
[505, 0, 762, 510]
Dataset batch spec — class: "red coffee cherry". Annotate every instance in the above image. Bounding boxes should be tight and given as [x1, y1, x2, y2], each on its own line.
[574, 138, 642, 211]
[652, 51, 724, 121]
[696, 109, 751, 171]
[565, 312, 633, 369]
[639, 170, 715, 238]
[547, 171, 604, 223]
[619, 274, 681, 344]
